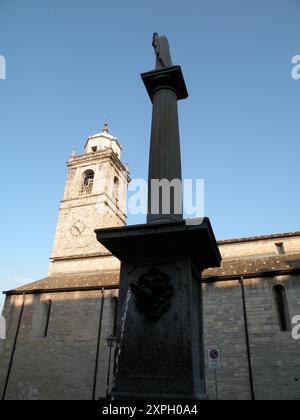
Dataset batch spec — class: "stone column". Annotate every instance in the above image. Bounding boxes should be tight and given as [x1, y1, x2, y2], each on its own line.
[142, 66, 188, 224]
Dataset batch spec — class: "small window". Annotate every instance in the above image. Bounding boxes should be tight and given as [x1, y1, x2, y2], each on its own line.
[91, 146, 97, 153]
[273, 285, 290, 331]
[80, 170, 94, 195]
[275, 242, 285, 255]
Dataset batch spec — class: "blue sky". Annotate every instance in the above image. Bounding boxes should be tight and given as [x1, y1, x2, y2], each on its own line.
[0, 0, 299, 306]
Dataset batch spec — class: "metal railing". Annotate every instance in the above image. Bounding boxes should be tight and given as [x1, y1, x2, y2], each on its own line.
[79, 185, 93, 196]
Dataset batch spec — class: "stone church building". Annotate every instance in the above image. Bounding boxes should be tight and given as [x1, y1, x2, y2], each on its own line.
[0, 124, 299, 400]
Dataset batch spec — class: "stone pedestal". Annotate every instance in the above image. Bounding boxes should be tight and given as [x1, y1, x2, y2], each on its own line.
[141, 66, 188, 224]
[95, 219, 221, 400]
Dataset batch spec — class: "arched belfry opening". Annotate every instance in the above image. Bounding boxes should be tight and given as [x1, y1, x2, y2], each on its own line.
[80, 169, 94, 195]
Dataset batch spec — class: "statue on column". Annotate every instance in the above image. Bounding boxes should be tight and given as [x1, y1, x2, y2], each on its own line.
[152, 32, 173, 69]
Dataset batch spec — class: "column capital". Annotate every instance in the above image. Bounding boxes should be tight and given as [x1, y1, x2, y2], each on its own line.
[141, 65, 188, 102]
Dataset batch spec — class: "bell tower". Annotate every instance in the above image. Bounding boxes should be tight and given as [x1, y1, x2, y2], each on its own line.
[49, 123, 129, 275]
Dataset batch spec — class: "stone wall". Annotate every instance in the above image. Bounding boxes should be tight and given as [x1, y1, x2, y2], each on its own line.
[49, 253, 120, 276]
[218, 234, 300, 259]
[204, 274, 300, 400]
[0, 290, 118, 400]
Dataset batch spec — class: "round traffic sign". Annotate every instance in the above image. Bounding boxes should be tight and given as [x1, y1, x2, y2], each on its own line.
[209, 349, 219, 360]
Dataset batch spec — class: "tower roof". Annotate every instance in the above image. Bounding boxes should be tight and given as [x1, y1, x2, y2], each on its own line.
[89, 121, 117, 141]
[84, 121, 122, 157]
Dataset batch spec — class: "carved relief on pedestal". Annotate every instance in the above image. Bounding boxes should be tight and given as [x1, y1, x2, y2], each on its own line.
[130, 268, 174, 321]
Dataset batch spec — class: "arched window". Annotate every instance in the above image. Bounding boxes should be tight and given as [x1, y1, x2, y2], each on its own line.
[113, 176, 119, 207]
[43, 300, 52, 338]
[273, 285, 290, 331]
[80, 170, 94, 195]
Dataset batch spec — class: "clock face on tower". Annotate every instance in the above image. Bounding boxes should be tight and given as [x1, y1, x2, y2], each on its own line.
[70, 220, 86, 238]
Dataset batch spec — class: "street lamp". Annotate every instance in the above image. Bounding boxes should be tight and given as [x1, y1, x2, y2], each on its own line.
[106, 335, 116, 399]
